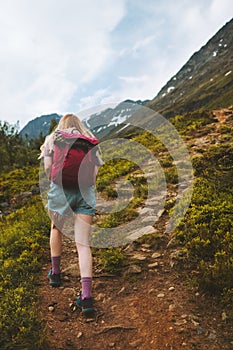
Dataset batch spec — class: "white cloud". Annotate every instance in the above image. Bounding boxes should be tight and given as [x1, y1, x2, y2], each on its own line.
[76, 88, 111, 112]
[210, 0, 233, 22]
[0, 0, 125, 128]
[0, 0, 232, 129]
[119, 35, 157, 57]
[101, 0, 232, 105]
[100, 74, 159, 105]
[119, 75, 149, 83]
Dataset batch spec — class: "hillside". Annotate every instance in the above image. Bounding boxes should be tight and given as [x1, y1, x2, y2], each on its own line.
[147, 18, 233, 117]
[39, 107, 233, 350]
[1, 18, 233, 350]
[1, 106, 232, 349]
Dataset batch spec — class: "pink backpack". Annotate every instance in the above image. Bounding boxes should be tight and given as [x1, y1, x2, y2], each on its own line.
[50, 130, 99, 188]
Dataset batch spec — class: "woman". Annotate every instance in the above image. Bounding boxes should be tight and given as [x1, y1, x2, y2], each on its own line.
[40, 113, 101, 317]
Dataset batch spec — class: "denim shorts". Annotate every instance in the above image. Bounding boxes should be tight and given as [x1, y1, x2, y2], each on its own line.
[47, 182, 96, 216]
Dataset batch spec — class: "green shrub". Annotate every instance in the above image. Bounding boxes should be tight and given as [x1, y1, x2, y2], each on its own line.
[169, 110, 216, 137]
[0, 167, 39, 198]
[174, 154, 233, 297]
[218, 125, 232, 134]
[97, 248, 125, 273]
[0, 201, 50, 349]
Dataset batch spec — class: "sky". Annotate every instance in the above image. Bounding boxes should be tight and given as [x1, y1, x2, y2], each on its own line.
[0, 0, 232, 130]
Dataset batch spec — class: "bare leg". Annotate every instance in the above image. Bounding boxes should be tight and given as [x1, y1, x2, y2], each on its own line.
[48, 223, 63, 285]
[75, 214, 94, 312]
[74, 214, 93, 277]
[50, 223, 63, 257]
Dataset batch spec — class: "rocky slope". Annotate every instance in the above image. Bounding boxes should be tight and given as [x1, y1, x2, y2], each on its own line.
[147, 19, 233, 116]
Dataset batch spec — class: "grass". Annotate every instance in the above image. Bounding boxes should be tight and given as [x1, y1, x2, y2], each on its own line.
[1, 108, 233, 347]
[0, 198, 50, 350]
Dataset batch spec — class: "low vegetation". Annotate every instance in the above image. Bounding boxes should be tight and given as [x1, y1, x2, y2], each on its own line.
[174, 143, 233, 303]
[0, 109, 232, 347]
[0, 199, 50, 349]
[167, 111, 233, 318]
[0, 121, 43, 174]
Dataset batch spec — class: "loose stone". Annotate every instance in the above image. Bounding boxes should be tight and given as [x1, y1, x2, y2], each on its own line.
[148, 262, 159, 268]
[152, 252, 162, 259]
[168, 286, 175, 291]
[157, 293, 165, 298]
[169, 304, 175, 311]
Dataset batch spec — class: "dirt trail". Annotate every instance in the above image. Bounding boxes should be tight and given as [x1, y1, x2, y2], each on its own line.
[39, 229, 232, 350]
[39, 109, 233, 350]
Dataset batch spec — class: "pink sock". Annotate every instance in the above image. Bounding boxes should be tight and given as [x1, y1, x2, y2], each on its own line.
[51, 256, 61, 274]
[81, 277, 92, 299]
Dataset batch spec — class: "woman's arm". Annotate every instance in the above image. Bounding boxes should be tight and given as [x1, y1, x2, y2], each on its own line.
[44, 156, 53, 179]
[95, 150, 104, 166]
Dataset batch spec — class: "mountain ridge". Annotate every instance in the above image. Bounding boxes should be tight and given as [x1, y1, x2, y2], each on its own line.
[19, 19, 233, 140]
[19, 113, 61, 139]
[147, 18, 233, 116]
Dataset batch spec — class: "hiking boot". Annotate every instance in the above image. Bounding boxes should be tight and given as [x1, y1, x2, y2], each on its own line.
[77, 294, 95, 318]
[47, 268, 61, 287]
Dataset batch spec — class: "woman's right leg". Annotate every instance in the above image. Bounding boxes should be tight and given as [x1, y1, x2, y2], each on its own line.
[74, 213, 95, 316]
[74, 214, 93, 299]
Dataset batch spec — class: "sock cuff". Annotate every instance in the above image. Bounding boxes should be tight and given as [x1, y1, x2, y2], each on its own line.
[81, 277, 92, 282]
[51, 256, 61, 275]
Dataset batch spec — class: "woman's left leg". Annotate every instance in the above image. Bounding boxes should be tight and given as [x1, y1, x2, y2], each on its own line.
[47, 222, 63, 287]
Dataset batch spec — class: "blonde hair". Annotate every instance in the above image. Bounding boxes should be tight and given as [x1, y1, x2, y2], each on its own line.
[39, 114, 94, 158]
[56, 114, 93, 136]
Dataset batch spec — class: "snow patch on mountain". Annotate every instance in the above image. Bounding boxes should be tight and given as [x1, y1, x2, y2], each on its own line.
[116, 123, 131, 133]
[167, 86, 175, 93]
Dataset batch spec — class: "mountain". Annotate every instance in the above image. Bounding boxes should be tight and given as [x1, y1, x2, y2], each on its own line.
[19, 113, 61, 139]
[19, 19, 232, 140]
[19, 101, 147, 140]
[147, 18, 233, 117]
[82, 99, 147, 138]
